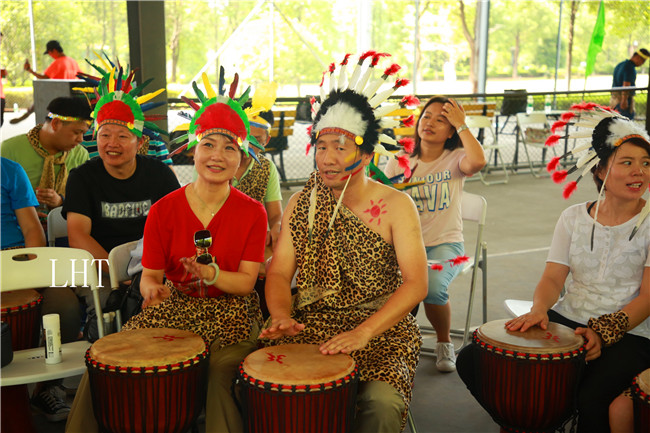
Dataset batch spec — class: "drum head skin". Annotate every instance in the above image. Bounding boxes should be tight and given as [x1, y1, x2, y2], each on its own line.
[638, 368, 650, 393]
[477, 319, 584, 354]
[89, 328, 206, 367]
[243, 344, 356, 385]
[1, 289, 41, 310]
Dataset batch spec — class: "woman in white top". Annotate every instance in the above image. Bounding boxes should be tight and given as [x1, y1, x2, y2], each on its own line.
[458, 107, 650, 433]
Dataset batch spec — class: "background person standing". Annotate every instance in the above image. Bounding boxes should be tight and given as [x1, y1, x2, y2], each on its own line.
[610, 48, 649, 120]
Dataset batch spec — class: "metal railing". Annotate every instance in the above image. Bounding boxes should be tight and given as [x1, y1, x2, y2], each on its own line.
[168, 88, 648, 187]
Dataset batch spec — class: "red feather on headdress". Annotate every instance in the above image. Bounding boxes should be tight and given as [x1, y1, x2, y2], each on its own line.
[305, 142, 312, 155]
[551, 120, 568, 134]
[546, 156, 561, 172]
[340, 54, 353, 65]
[552, 170, 568, 184]
[563, 181, 578, 199]
[328, 62, 336, 74]
[383, 63, 401, 77]
[359, 51, 376, 62]
[181, 96, 200, 111]
[394, 78, 409, 89]
[306, 125, 313, 136]
[545, 134, 561, 147]
[571, 102, 598, 111]
[228, 73, 239, 99]
[399, 137, 415, 154]
[370, 52, 391, 67]
[430, 263, 444, 272]
[401, 114, 415, 128]
[560, 111, 576, 122]
[401, 95, 420, 107]
[448, 255, 470, 266]
[397, 155, 412, 178]
[319, 71, 327, 87]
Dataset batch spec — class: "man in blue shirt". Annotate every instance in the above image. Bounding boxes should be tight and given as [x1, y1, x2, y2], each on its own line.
[610, 48, 649, 119]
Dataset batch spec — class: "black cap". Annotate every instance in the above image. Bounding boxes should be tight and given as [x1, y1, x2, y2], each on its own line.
[43, 40, 63, 54]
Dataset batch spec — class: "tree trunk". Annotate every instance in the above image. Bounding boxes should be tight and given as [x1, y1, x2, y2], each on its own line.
[169, 1, 183, 83]
[512, 32, 520, 79]
[458, 0, 478, 93]
[415, 1, 433, 83]
[566, 0, 579, 89]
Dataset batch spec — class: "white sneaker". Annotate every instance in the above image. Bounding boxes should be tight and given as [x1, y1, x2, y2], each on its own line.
[435, 342, 456, 373]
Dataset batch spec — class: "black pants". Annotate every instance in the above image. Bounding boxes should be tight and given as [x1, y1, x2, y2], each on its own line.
[456, 310, 650, 433]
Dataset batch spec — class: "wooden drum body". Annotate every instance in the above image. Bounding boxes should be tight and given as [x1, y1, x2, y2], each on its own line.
[632, 368, 650, 433]
[85, 328, 209, 433]
[237, 343, 359, 433]
[1, 289, 42, 350]
[473, 319, 586, 433]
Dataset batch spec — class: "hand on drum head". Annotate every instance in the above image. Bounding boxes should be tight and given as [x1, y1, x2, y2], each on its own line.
[319, 328, 371, 355]
[259, 317, 305, 340]
[575, 327, 602, 361]
[505, 311, 549, 333]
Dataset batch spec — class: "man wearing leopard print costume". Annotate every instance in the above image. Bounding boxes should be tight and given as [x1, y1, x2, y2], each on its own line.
[261, 53, 428, 432]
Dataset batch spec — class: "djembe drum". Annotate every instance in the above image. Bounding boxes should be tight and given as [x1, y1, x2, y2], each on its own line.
[237, 343, 359, 433]
[85, 328, 209, 433]
[0, 289, 42, 350]
[473, 319, 586, 432]
[632, 368, 650, 433]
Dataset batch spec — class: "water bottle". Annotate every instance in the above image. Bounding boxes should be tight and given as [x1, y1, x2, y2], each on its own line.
[544, 95, 552, 114]
[526, 96, 534, 114]
[43, 314, 62, 364]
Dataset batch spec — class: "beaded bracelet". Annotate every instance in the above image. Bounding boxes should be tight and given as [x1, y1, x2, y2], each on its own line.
[203, 262, 220, 286]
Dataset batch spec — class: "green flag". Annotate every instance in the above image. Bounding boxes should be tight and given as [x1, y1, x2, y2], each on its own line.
[585, 0, 605, 77]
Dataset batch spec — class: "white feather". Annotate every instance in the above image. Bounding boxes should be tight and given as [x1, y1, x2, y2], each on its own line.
[374, 103, 400, 118]
[314, 101, 368, 138]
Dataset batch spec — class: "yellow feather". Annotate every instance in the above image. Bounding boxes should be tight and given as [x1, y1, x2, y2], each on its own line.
[136, 88, 165, 105]
[71, 87, 96, 93]
[92, 50, 111, 72]
[108, 68, 116, 93]
[202, 73, 216, 99]
[252, 82, 278, 112]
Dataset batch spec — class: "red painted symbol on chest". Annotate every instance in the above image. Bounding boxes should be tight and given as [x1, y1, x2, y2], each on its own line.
[266, 353, 286, 364]
[543, 332, 560, 343]
[153, 335, 186, 342]
[364, 199, 387, 225]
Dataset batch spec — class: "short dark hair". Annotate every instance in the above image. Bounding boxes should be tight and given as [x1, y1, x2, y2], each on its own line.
[45, 97, 92, 122]
[412, 96, 461, 158]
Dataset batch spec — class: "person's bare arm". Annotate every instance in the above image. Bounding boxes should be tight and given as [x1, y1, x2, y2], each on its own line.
[15, 207, 46, 247]
[23, 60, 49, 79]
[265, 199, 283, 250]
[67, 211, 109, 271]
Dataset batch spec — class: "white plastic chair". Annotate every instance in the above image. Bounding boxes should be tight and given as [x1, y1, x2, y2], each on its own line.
[504, 299, 533, 318]
[516, 112, 556, 177]
[1, 247, 104, 340]
[46, 206, 67, 246]
[421, 192, 488, 352]
[465, 115, 509, 185]
[107, 240, 139, 331]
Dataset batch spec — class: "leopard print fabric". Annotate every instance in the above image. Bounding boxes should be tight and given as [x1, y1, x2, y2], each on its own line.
[122, 280, 262, 349]
[234, 155, 271, 203]
[266, 172, 422, 427]
[588, 310, 630, 347]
